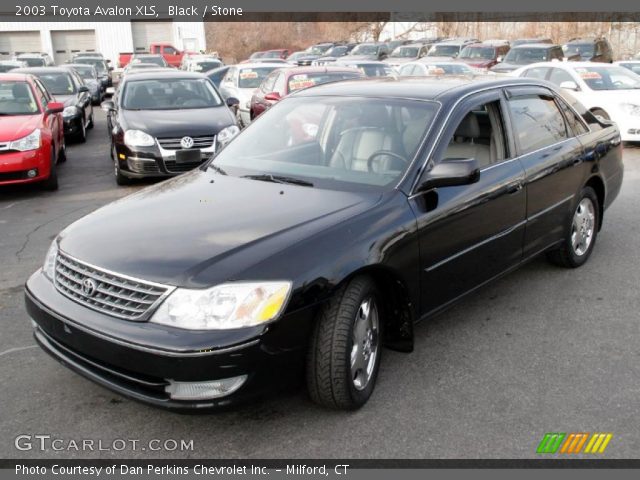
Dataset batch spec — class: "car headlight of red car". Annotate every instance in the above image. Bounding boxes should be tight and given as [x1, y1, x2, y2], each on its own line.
[9, 129, 41, 152]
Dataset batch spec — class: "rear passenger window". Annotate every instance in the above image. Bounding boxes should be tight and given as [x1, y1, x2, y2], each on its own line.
[548, 68, 574, 86]
[556, 97, 588, 136]
[507, 95, 568, 155]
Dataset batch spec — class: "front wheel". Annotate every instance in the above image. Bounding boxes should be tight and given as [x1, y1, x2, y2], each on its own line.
[306, 276, 382, 410]
[547, 186, 599, 268]
[41, 148, 59, 191]
[114, 161, 132, 186]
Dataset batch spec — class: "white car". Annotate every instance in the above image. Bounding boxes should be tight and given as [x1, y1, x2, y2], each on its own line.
[615, 60, 640, 76]
[397, 60, 475, 77]
[184, 55, 223, 73]
[512, 61, 640, 141]
[218, 62, 288, 127]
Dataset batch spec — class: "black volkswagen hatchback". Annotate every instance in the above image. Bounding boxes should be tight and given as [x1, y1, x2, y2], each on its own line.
[26, 77, 623, 410]
[101, 70, 239, 185]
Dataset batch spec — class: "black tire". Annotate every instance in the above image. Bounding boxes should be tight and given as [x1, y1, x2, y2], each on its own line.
[87, 109, 94, 129]
[307, 276, 383, 410]
[114, 161, 132, 186]
[57, 142, 66, 163]
[547, 186, 599, 268]
[75, 117, 87, 143]
[42, 148, 59, 191]
[591, 108, 610, 121]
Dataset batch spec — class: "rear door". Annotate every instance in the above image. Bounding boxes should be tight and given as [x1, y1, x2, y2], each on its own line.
[504, 86, 586, 258]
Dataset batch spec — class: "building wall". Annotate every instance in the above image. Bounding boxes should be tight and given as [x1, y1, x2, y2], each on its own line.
[0, 21, 206, 65]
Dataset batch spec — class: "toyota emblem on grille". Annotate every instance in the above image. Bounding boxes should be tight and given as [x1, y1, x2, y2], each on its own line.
[81, 278, 97, 297]
[180, 136, 194, 149]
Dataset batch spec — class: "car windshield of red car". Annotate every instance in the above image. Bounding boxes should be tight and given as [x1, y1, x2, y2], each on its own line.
[0, 81, 39, 115]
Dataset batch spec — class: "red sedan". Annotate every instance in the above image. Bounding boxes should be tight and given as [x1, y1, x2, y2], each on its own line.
[250, 66, 363, 120]
[0, 73, 64, 190]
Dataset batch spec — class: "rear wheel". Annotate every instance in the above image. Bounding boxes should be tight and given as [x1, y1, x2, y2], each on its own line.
[75, 117, 87, 143]
[87, 108, 94, 129]
[547, 186, 599, 268]
[307, 276, 382, 410]
[57, 141, 66, 163]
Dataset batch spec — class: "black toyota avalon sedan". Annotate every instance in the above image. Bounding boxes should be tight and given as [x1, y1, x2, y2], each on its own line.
[13, 67, 94, 142]
[25, 76, 623, 410]
[101, 70, 239, 185]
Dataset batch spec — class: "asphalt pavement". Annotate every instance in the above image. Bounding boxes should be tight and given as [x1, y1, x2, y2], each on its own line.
[1, 109, 639, 459]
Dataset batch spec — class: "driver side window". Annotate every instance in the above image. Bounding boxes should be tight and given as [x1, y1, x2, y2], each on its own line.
[438, 100, 509, 169]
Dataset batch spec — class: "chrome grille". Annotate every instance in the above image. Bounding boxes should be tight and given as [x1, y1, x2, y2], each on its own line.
[157, 135, 215, 150]
[54, 251, 171, 321]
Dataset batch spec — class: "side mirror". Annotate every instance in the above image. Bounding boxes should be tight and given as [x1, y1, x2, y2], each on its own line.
[101, 100, 116, 112]
[225, 97, 240, 108]
[78, 85, 89, 93]
[108, 66, 114, 72]
[46, 101, 64, 114]
[559, 80, 580, 91]
[496, 56, 503, 63]
[264, 92, 281, 101]
[417, 158, 480, 192]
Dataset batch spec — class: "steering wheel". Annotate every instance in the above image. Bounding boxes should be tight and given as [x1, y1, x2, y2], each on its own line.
[367, 150, 409, 173]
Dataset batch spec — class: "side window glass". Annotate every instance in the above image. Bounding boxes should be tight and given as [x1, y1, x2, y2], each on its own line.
[34, 79, 51, 103]
[507, 94, 568, 155]
[273, 73, 286, 95]
[548, 68, 574, 86]
[439, 100, 508, 169]
[557, 97, 589, 136]
[524, 67, 549, 80]
[261, 73, 277, 93]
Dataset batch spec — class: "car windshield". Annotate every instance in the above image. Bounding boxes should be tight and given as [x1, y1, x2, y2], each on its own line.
[133, 56, 165, 67]
[75, 58, 107, 74]
[122, 78, 223, 110]
[390, 47, 419, 58]
[0, 64, 18, 73]
[427, 45, 461, 57]
[194, 60, 222, 71]
[459, 46, 496, 59]
[0, 81, 39, 115]
[262, 51, 282, 58]
[325, 46, 348, 57]
[20, 57, 45, 67]
[351, 45, 379, 56]
[308, 45, 332, 55]
[37, 72, 75, 95]
[287, 72, 360, 92]
[563, 43, 594, 58]
[72, 66, 96, 80]
[574, 66, 640, 90]
[619, 62, 640, 75]
[503, 47, 550, 64]
[210, 96, 438, 191]
[238, 67, 279, 88]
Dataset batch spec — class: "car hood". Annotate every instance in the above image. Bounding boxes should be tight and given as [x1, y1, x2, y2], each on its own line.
[122, 106, 235, 137]
[0, 114, 40, 142]
[58, 170, 380, 287]
[346, 54, 379, 61]
[53, 94, 76, 107]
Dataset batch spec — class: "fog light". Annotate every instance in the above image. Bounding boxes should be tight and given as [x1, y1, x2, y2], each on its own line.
[165, 375, 248, 400]
[27, 169, 38, 178]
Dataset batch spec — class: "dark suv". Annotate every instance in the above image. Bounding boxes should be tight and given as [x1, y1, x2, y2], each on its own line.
[563, 37, 613, 63]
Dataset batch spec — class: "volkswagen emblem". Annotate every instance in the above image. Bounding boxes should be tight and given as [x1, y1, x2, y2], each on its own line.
[81, 278, 97, 297]
[180, 136, 194, 149]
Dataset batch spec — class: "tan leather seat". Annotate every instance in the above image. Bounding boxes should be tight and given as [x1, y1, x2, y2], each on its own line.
[444, 113, 492, 167]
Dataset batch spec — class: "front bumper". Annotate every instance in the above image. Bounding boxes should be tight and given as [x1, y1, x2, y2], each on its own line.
[25, 270, 314, 410]
[115, 139, 216, 179]
[0, 148, 51, 185]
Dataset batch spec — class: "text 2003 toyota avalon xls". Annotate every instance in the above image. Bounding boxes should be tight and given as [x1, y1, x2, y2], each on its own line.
[25, 77, 623, 410]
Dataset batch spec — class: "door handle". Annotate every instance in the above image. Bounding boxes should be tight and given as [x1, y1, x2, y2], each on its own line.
[507, 182, 523, 194]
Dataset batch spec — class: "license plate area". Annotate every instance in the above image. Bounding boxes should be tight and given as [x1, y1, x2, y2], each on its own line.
[175, 149, 201, 164]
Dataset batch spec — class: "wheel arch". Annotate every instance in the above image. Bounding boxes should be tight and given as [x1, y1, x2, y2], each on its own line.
[335, 264, 415, 353]
[584, 174, 606, 230]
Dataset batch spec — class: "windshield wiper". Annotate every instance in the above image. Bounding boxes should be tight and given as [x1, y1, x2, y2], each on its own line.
[242, 174, 314, 187]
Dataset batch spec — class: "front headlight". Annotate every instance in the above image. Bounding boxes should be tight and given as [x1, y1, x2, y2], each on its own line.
[124, 129, 155, 148]
[216, 125, 240, 148]
[9, 129, 41, 152]
[150, 281, 292, 330]
[620, 103, 640, 116]
[43, 239, 58, 281]
[62, 106, 79, 118]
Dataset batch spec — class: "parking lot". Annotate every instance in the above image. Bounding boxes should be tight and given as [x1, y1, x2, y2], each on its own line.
[1, 108, 639, 459]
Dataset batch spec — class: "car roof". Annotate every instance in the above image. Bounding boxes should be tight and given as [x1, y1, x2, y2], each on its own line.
[132, 53, 163, 57]
[512, 43, 556, 49]
[121, 70, 206, 81]
[0, 73, 32, 82]
[285, 66, 361, 75]
[522, 61, 617, 70]
[11, 67, 71, 74]
[291, 76, 540, 102]
[237, 62, 287, 69]
[63, 64, 94, 69]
